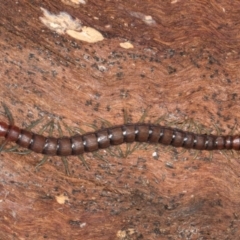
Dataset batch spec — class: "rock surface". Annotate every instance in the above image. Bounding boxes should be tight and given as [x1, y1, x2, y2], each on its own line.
[0, 1, 240, 239]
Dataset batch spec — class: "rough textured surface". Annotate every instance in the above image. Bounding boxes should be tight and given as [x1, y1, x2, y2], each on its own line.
[1, 0, 240, 239]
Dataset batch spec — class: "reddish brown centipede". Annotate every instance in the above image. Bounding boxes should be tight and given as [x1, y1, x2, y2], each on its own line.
[0, 121, 240, 156]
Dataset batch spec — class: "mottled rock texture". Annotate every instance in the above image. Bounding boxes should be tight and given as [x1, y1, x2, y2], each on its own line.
[0, 1, 240, 239]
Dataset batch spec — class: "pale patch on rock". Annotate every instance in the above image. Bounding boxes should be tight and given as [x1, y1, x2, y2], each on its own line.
[66, 27, 104, 43]
[40, 8, 104, 43]
[40, 7, 82, 34]
[55, 194, 69, 204]
[120, 42, 134, 49]
[61, 0, 87, 8]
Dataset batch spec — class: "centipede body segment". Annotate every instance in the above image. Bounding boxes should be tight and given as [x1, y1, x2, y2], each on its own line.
[0, 121, 240, 156]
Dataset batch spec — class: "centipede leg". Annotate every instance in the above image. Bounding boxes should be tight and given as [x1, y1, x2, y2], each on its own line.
[62, 121, 90, 170]
[232, 149, 239, 159]
[178, 149, 187, 156]
[61, 157, 70, 176]
[193, 150, 200, 160]
[153, 114, 168, 125]
[126, 142, 141, 157]
[0, 103, 13, 153]
[93, 152, 109, 163]
[35, 155, 48, 170]
[77, 155, 90, 170]
[220, 149, 240, 178]
[36, 156, 70, 177]
[122, 108, 149, 157]
[5, 117, 45, 154]
[230, 121, 238, 136]
[0, 104, 11, 153]
[35, 121, 56, 170]
[138, 107, 150, 123]
[125, 143, 134, 157]
[55, 122, 71, 175]
[89, 119, 124, 159]
[123, 109, 129, 124]
[34, 121, 71, 175]
[1, 102, 14, 125]
[0, 140, 9, 153]
[177, 120, 195, 156]
[26, 117, 44, 131]
[220, 149, 234, 162]
[208, 151, 213, 161]
[105, 145, 124, 158]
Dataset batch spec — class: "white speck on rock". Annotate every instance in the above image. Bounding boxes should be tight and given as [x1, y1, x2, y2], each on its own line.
[129, 11, 156, 26]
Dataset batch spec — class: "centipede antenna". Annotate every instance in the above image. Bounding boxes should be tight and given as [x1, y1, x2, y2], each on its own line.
[1, 102, 14, 125]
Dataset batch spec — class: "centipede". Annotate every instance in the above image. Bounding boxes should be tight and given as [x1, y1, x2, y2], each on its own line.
[0, 120, 240, 157]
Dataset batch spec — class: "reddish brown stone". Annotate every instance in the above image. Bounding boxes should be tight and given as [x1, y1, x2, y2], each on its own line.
[0, 0, 240, 239]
